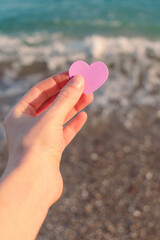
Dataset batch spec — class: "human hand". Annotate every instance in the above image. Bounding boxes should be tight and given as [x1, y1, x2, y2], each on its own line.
[3, 71, 93, 206]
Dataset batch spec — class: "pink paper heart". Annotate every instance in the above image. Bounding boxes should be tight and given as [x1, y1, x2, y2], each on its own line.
[69, 60, 109, 95]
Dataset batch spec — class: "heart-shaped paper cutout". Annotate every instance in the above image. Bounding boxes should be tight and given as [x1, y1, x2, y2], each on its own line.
[69, 60, 109, 95]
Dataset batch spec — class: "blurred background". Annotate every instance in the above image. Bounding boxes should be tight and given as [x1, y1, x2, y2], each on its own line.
[0, 0, 160, 239]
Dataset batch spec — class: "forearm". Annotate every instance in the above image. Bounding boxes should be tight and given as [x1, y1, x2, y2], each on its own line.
[0, 158, 50, 240]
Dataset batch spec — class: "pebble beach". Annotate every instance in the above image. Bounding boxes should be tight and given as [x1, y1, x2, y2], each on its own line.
[0, 35, 160, 239]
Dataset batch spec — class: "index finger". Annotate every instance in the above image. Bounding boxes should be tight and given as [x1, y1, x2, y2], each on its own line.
[15, 71, 70, 115]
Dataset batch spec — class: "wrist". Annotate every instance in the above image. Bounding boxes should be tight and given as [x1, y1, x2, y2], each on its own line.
[2, 149, 62, 208]
[0, 163, 50, 240]
[0, 161, 50, 212]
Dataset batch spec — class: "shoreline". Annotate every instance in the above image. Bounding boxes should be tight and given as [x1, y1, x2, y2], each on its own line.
[0, 35, 159, 124]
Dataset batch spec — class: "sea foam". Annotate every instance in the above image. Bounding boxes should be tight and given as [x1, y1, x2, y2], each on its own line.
[0, 33, 160, 126]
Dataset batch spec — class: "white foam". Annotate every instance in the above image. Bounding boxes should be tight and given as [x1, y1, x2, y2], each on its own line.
[0, 33, 160, 121]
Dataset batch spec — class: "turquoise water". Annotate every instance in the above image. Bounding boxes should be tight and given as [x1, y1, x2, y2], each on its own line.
[0, 0, 160, 38]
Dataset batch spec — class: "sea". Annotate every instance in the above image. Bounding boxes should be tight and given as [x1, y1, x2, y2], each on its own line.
[1, 0, 160, 38]
[0, 0, 160, 123]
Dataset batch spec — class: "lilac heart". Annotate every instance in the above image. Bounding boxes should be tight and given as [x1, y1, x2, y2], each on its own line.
[69, 60, 109, 95]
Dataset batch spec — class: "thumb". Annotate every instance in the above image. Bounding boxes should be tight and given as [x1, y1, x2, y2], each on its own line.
[45, 75, 85, 123]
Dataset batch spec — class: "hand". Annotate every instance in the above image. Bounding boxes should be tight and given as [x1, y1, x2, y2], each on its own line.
[2, 71, 93, 206]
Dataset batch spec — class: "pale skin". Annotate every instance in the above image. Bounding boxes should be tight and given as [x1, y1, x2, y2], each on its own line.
[0, 72, 94, 240]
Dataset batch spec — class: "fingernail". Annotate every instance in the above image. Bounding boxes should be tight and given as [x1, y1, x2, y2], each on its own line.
[69, 75, 84, 89]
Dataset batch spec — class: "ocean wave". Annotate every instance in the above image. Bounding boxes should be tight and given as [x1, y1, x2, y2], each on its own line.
[0, 33, 160, 126]
[0, 33, 160, 68]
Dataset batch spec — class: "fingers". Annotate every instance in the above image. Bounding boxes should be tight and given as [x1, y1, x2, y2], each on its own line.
[15, 71, 70, 115]
[36, 93, 58, 115]
[64, 93, 93, 123]
[36, 92, 93, 123]
[44, 75, 85, 124]
[63, 111, 87, 150]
